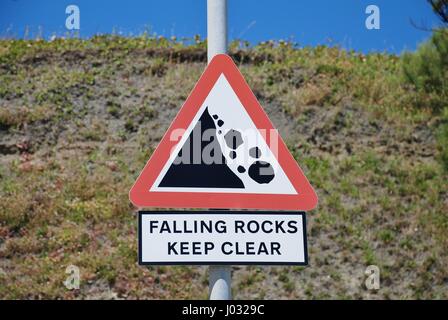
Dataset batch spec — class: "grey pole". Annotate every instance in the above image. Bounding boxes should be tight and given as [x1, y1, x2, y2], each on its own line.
[207, 0, 231, 301]
[209, 265, 231, 300]
[207, 0, 227, 61]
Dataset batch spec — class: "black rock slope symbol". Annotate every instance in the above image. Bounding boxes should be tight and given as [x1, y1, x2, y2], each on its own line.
[158, 108, 244, 188]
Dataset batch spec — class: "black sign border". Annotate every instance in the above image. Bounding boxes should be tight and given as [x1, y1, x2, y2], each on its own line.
[138, 211, 308, 266]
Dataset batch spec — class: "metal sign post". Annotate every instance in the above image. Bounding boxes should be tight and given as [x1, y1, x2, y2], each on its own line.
[207, 0, 231, 300]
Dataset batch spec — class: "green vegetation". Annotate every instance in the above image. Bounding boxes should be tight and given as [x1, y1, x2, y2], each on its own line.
[0, 33, 447, 299]
[402, 29, 448, 111]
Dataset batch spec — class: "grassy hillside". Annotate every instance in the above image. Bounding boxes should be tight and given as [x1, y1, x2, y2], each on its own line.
[0, 36, 447, 299]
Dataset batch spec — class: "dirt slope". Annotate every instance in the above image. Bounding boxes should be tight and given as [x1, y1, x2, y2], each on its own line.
[0, 37, 447, 299]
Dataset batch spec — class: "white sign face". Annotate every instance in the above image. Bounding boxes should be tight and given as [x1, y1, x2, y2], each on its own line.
[150, 75, 297, 195]
[139, 212, 307, 265]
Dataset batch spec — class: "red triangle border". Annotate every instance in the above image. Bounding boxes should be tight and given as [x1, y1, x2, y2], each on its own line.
[129, 54, 318, 211]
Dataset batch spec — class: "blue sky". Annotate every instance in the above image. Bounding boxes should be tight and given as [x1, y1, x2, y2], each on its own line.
[0, 0, 442, 53]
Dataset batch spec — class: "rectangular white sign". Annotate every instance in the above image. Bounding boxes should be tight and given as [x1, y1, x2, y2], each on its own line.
[139, 211, 307, 265]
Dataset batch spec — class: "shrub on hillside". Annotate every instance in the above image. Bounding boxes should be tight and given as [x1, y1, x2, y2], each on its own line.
[402, 28, 448, 111]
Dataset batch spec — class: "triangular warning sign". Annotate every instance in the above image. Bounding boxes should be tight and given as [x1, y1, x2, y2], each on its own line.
[129, 54, 318, 211]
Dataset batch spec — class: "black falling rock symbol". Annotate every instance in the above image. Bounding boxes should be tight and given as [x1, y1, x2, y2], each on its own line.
[158, 107, 244, 189]
[224, 129, 243, 149]
[248, 161, 275, 184]
[218, 123, 275, 185]
[249, 146, 262, 159]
